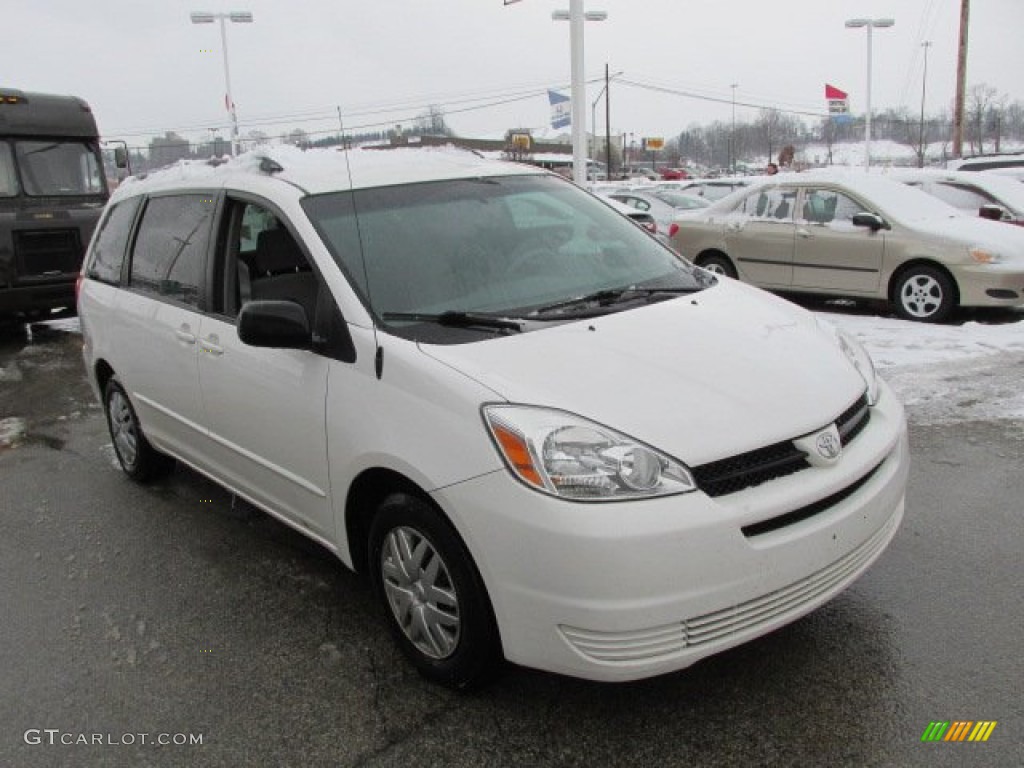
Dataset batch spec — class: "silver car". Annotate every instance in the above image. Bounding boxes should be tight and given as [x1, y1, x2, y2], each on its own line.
[670, 172, 1024, 322]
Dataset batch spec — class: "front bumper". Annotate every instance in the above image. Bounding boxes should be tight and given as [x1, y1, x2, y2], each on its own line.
[432, 380, 909, 682]
[955, 263, 1024, 307]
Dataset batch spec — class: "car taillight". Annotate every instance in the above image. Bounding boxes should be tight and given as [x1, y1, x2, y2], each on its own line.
[645, 221, 657, 234]
[668, 223, 679, 238]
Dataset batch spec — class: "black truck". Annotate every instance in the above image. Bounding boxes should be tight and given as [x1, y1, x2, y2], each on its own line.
[0, 88, 110, 320]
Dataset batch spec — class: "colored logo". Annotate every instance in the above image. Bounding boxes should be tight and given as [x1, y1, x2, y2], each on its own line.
[921, 721, 997, 742]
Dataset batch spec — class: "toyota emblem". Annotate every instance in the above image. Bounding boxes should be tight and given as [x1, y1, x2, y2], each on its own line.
[816, 431, 842, 460]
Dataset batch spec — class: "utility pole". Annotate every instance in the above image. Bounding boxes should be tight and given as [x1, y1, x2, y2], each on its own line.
[605, 63, 612, 178]
[730, 83, 738, 173]
[952, 0, 970, 158]
[918, 41, 932, 167]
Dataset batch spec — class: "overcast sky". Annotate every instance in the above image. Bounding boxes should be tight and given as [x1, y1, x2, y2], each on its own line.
[5, 0, 1021, 149]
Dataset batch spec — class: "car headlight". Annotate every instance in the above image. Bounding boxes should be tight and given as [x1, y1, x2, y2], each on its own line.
[816, 319, 879, 405]
[482, 405, 696, 501]
[836, 331, 880, 406]
[969, 247, 1002, 264]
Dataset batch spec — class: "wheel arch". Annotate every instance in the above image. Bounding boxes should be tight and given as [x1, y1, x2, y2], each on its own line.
[888, 259, 960, 306]
[344, 467, 437, 577]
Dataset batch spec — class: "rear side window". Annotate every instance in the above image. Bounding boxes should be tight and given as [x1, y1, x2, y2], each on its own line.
[130, 194, 215, 307]
[86, 197, 141, 285]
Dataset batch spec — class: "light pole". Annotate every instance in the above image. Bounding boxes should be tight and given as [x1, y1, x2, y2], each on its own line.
[190, 10, 253, 157]
[730, 83, 738, 173]
[553, 2, 607, 185]
[918, 41, 932, 167]
[845, 17, 894, 170]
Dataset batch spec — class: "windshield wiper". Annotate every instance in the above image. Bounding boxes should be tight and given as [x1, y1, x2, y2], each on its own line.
[382, 310, 524, 333]
[527, 285, 699, 317]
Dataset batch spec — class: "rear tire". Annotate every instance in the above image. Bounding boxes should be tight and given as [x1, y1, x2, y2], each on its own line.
[697, 253, 738, 279]
[103, 376, 175, 482]
[892, 265, 956, 323]
[368, 493, 501, 689]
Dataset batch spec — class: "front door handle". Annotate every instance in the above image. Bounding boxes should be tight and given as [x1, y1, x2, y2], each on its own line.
[200, 334, 224, 356]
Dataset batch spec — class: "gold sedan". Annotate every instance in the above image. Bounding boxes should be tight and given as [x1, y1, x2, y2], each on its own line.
[669, 172, 1024, 322]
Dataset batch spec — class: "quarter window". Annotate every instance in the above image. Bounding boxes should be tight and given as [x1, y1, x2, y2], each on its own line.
[87, 197, 141, 285]
[130, 194, 215, 306]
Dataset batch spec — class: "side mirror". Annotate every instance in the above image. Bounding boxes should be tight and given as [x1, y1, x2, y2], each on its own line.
[852, 212, 887, 231]
[237, 300, 311, 350]
[113, 147, 129, 169]
[979, 204, 1005, 221]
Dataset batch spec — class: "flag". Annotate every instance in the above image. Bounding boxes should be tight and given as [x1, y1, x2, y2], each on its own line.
[825, 83, 849, 117]
[548, 90, 570, 129]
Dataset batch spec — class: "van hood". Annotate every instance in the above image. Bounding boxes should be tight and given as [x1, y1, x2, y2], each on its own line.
[420, 283, 867, 467]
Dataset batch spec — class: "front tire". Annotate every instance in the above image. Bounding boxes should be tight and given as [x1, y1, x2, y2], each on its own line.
[103, 376, 175, 482]
[892, 265, 956, 323]
[368, 494, 501, 689]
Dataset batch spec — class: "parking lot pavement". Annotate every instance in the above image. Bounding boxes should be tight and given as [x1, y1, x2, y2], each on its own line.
[1, 317, 1021, 767]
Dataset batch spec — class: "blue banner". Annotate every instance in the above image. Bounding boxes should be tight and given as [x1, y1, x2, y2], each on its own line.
[548, 90, 571, 129]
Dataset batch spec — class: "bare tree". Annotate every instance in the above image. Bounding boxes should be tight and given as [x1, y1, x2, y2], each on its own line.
[414, 104, 454, 137]
[967, 83, 999, 154]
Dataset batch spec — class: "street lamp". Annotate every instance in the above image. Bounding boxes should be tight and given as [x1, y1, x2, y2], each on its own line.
[918, 40, 932, 168]
[553, 2, 607, 184]
[190, 10, 253, 157]
[845, 17, 894, 170]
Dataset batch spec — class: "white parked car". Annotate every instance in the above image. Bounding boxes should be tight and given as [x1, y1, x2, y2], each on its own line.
[881, 168, 1024, 226]
[78, 147, 908, 687]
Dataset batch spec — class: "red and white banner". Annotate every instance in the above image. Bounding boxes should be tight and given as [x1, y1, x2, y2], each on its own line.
[825, 84, 848, 115]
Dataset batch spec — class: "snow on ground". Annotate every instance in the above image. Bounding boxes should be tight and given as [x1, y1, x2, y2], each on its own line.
[819, 310, 1024, 426]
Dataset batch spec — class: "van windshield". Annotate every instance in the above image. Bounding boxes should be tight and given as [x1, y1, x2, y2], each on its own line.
[302, 174, 708, 338]
[13, 140, 104, 196]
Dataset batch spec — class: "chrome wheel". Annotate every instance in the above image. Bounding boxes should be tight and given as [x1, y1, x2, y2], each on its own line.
[108, 390, 138, 468]
[899, 274, 944, 319]
[704, 262, 727, 275]
[380, 526, 460, 659]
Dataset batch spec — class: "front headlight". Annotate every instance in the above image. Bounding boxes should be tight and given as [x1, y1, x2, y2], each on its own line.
[482, 405, 696, 501]
[837, 329, 879, 405]
[817, 319, 879, 405]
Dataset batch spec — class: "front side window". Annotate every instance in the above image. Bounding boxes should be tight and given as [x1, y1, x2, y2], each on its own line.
[130, 195, 215, 306]
[303, 174, 708, 342]
[14, 140, 104, 196]
[0, 143, 18, 197]
[87, 197, 141, 285]
[929, 182, 996, 212]
[802, 189, 867, 226]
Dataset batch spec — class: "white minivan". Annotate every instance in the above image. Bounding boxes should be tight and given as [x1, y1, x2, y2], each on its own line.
[78, 147, 909, 688]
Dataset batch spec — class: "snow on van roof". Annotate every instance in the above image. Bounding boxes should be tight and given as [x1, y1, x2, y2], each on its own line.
[114, 144, 539, 200]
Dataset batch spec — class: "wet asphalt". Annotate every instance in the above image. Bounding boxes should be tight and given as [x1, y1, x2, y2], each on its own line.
[0, 318, 1021, 768]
